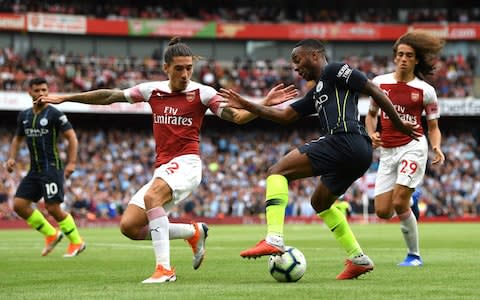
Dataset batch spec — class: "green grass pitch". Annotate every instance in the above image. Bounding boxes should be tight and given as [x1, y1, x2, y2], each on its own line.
[0, 223, 478, 300]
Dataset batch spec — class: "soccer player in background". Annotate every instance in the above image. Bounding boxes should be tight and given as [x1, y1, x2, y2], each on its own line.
[6, 77, 86, 257]
[37, 37, 297, 283]
[365, 31, 445, 267]
[219, 39, 420, 279]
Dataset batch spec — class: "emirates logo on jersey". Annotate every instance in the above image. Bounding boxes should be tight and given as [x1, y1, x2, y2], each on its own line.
[411, 91, 420, 102]
[186, 91, 196, 102]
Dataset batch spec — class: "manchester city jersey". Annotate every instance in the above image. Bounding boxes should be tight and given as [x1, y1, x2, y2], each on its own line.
[291, 62, 368, 136]
[15, 105, 73, 172]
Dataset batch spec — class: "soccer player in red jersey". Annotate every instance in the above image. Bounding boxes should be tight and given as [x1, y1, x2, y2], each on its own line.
[365, 31, 445, 267]
[37, 37, 297, 283]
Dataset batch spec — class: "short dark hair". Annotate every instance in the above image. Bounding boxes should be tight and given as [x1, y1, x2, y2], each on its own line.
[294, 39, 326, 53]
[29, 77, 47, 87]
[164, 36, 194, 64]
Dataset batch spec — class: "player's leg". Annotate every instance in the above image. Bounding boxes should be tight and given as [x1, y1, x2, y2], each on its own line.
[394, 184, 422, 266]
[395, 138, 427, 266]
[373, 148, 396, 220]
[312, 183, 374, 280]
[14, 196, 63, 256]
[44, 169, 85, 257]
[120, 203, 150, 240]
[311, 134, 374, 279]
[142, 177, 176, 283]
[46, 202, 85, 257]
[240, 148, 313, 258]
[122, 178, 207, 271]
[160, 155, 206, 270]
[375, 182, 421, 266]
[13, 173, 62, 256]
[120, 204, 206, 242]
[374, 192, 395, 218]
[142, 155, 203, 283]
[333, 199, 350, 217]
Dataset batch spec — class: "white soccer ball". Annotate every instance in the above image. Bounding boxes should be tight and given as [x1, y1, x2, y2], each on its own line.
[268, 246, 307, 282]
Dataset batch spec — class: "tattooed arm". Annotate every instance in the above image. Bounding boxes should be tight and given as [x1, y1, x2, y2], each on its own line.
[37, 89, 127, 105]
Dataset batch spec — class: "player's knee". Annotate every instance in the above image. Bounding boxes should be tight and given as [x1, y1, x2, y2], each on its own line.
[375, 208, 394, 219]
[13, 199, 28, 215]
[119, 220, 137, 240]
[13, 202, 22, 215]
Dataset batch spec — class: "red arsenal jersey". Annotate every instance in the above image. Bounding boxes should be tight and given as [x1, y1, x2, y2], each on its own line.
[123, 80, 223, 166]
[370, 73, 440, 148]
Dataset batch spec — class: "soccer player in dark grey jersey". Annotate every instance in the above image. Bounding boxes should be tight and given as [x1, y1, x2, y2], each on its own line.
[6, 77, 85, 257]
[220, 39, 420, 279]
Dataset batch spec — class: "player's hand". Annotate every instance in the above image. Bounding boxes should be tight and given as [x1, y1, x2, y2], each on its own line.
[431, 146, 445, 165]
[6, 158, 15, 173]
[369, 132, 383, 149]
[218, 88, 246, 109]
[264, 83, 299, 106]
[64, 162, 76, 179]
[398, 120, 422, 140]
[35, 95, 66, 105]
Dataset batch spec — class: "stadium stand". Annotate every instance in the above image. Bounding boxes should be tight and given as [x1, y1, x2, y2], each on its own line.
[0, 48, 476, 98]
[1, 1, 479, 23]
[1, 120, 479, 221]
[1, 1, 479, 224]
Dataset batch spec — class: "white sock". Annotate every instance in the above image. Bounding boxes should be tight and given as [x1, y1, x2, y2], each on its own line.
[147, 207, 170, 269]
[169, 223, 195, 240]
[140, 223, 195, 240]
[399, 210, 420, 256]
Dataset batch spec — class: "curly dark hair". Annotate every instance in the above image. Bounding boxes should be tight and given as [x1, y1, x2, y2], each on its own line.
[393, 30, 445, 80]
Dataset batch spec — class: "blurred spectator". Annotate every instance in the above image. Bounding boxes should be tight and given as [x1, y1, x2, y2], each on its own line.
[1, 1, 479, 23]
[1, 125, 479, 220]
[0, 47, 475, 99]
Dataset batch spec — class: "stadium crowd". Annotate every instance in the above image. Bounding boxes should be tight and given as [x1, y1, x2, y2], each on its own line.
[0, 1, 478, 222]
[0, 47, 476, 98]
[1, 1, 479, 24]
[1, 125, 479, 221]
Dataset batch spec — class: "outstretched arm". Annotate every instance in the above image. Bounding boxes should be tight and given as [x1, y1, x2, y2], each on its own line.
[362, 81, 421, 140]
[218, 83, 298, 124]
[37, 89, 127, 105]
[218, 88, 299, 124]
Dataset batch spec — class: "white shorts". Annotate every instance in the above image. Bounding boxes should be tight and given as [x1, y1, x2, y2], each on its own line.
[374, 136, 428, 196]
[129, 154, 202, 211]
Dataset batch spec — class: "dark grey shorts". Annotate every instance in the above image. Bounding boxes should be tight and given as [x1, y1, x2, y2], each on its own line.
[298, 133, 372, 195]
[15, 169, 65, 203]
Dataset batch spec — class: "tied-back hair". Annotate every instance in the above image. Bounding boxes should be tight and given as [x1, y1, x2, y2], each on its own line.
[294, 39, 326, 54]
[29, 77, 47, 87]
[393, 30, 445, 80]
[164, 36, 199, 64]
